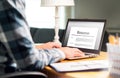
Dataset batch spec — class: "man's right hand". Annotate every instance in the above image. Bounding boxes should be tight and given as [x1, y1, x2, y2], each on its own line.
[59, 47, 85, 59]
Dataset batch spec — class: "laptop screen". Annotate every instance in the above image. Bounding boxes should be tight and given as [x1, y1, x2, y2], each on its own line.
[62, 19, 106, 54]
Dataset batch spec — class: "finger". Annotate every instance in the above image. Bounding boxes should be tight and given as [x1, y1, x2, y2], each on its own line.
[74, 51, 85, 57]
[53, 43, 62, 48]
[75, 49, 84, 55]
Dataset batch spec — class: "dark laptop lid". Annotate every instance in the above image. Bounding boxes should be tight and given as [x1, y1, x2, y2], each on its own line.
[62, 19, 106, 54]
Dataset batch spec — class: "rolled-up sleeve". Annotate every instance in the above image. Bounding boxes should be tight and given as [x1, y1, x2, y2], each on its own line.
[32, 48, 65, 69]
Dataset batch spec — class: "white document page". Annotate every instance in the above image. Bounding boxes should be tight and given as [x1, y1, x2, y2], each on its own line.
[67, 27, 98, 49]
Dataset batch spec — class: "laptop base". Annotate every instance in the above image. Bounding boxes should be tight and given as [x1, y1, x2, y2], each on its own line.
[66, 53, 99, 60]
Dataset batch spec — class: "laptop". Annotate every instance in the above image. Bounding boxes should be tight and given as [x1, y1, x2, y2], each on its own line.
[62, 19, 106, 59]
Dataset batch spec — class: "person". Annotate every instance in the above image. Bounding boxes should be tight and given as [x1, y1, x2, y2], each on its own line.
[0, 0, 84, 74]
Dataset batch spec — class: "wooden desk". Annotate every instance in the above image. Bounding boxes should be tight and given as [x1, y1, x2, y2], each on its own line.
[41, 52, 112, 78]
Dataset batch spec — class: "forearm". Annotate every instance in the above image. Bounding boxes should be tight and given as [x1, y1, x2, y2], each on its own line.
[35, 44, 47, 49]
[33, 48, 65, 70]
[19, 48, 65, 71]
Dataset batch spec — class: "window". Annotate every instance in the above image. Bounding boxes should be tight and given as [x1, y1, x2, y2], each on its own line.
[25, 0, 55, 28]
[25, 0, 74, 29]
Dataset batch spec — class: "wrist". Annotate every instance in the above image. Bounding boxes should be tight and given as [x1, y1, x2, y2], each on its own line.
[56, 49, 66, 60]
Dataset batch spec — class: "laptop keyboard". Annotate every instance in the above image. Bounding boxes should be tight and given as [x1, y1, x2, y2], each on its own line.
[50, 60, 109, 72]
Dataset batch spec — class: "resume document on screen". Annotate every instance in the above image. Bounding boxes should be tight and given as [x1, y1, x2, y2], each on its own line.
[67, 27, 98, 49]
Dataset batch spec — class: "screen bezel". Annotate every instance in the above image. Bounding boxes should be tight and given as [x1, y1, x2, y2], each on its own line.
[62, 19, 106, 54]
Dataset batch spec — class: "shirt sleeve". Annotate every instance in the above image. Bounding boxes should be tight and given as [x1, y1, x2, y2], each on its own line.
[28, 48, 66, 70]
[0, 0, 65, 71]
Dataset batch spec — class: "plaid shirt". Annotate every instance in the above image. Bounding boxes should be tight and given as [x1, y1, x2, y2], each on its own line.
[0, 0, 65, 74]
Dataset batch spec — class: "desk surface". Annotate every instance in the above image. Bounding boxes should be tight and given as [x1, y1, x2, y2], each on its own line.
[41, 52, 112, 78]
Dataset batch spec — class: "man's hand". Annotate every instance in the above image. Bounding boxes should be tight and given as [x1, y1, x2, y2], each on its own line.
[35, 42, 84, 59]
[35, 42, 61, 49]
[59, 47, 85, 59]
